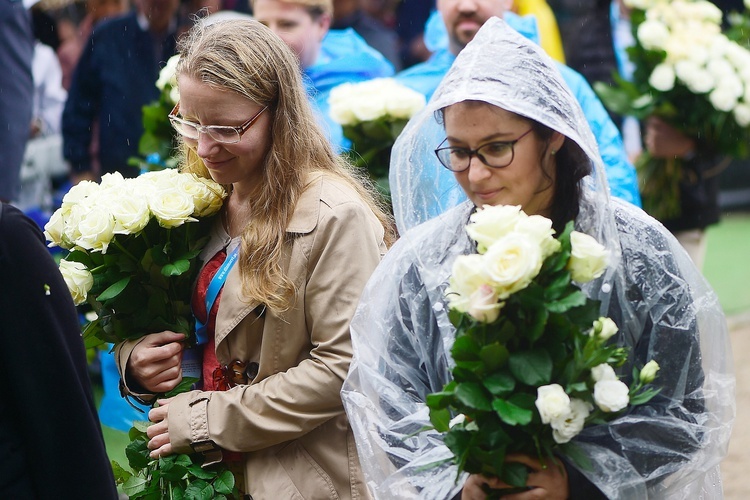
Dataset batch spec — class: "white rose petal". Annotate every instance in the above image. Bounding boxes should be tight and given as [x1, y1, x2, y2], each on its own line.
[709, 86, 739, 112]
[74, 206, 116, 253]
[535, 384, 571, 424]
[591, 363, 618, 382]
[551, 398, 592, 444]
[649, 63, 676, 92]
[484, 233, 543, 298]
[44, 208, 67, 248]
[467, 204, 525, 254]
[594, 379, 630, 412]
[594, 317, 619, 341]
[446, 254, 490, 312]
[110, 194, 151, 235]
[467, 284, 503, 323]
[59, 259, 93, 306]
[568, 231, 609, 282]
[734, 103, 750, 127]
[640, 360, 661, 384]
[637, 20, 670, 50]
[149, 188, 196, 228]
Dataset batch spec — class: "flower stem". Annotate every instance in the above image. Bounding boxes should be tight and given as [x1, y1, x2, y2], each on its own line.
[113, 239, 140, 264]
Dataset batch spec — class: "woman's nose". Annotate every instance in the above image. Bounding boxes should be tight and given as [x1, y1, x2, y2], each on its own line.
[466, 156, 491, 183]
[195, 132, 221, 158]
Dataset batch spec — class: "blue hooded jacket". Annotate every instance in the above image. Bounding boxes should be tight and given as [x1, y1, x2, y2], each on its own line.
[307, 28, 395, 149]
[394, 12, 641, 210]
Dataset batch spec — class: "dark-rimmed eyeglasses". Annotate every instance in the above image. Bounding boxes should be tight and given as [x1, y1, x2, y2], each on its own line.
[434, 128, 534, 172]
[168, 102, 268, 144]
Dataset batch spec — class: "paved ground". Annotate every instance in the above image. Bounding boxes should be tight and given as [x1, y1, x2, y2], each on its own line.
[721, 314, 750, 499]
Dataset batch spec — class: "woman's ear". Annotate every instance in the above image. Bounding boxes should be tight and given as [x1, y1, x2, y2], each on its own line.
[549, 131, 565, 155]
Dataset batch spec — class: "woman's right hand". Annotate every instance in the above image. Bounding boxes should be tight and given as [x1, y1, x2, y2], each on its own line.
[126, 331, 186, 393]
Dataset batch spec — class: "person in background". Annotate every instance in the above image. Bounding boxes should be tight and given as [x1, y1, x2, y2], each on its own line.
[116, 19, 392, 498]
[390, 0, 641, 233]
[56, 0, 129, 90]
[332, 0, 402, 70]
[252, 0, 395, 149]
[342, 17, 733, 499]
[0, 0, 34, 204]
[642, 116, 725, 270]
[0, 202, 119, 499]
[62, 0, 179, 183]
[514, 0, 565, 62]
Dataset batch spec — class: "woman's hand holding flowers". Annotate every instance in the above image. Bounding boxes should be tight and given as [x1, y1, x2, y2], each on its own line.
[147, 398, 173, 459]
[462, 454, 569, 500]
[127, 331, 186, 393]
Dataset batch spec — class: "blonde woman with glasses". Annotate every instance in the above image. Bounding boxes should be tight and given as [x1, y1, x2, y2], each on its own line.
[115, 19, 392, 498]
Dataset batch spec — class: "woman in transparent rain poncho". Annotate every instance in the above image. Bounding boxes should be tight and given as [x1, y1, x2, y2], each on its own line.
[341, 17, 735, 500]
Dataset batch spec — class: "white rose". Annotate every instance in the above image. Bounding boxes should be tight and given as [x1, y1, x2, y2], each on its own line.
[591, 363, 618, 382]
[734, 103, 750, 127]
[594, 379, 630, 412]
[709, 86, 739, 112]
[384, 85, 426, 119]
[515, 214, 561, 259]
[467, 284, 503, 323]
[352, 98, 387, 122]
[328, 83, 358, 125]
[593, 317, 619, 341]
[551, 398, 592, 444]
[99, 171, 126, 189]
[484, 233, 543, 298]
[74, 205, 116, 253]
[649, 63, 676, 92]
[637, 20, 670, 50]
[44, 208, 67, 248]
[61, 180, 100, 209]
[640, 360, 661, 384]
[179, 173, 226, 217]
[110, 193, 151, 235]
[149, 188, 196, 228]
[59, 259, 94, 306]
[685, 68, 716, 94]
[707, 58, 735, 80]
[156, 54, 180, 91]
[446, 254, 490, 312]
[568, 231, 609, 282]
[535, 384, 571, 424]
[746, 0, 750, 10]
[466, 204, 525, 253]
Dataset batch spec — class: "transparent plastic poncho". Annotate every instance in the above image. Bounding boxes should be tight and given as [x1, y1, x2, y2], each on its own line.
[341, 17, 734, 499]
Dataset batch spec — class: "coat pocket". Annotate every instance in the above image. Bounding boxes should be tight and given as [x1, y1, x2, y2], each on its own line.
[275, 440, 340, 500]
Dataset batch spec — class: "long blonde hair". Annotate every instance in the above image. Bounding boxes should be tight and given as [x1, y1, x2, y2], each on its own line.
[177, 19, 393, 313]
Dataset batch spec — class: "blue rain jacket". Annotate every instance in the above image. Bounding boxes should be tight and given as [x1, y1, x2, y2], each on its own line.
[307, 28, 395, 149]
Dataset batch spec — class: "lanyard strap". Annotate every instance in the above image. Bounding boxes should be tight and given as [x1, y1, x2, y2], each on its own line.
[194, 245, 240, 345]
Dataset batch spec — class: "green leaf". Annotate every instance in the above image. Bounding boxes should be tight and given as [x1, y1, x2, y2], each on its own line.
[454, 382, 492, 411]
[501, 461, 529, 488]
[184, 479, 214, 500]
[125, 436, 152, 471]
[162, 259, 191, 277]
[132, 420, 151, 433]
[559, 442, 593, 471]
[508, 350, 552, 386]
[429, 407, 451, 432]
[479, 343, 509, 371]
[96, 276, 131, 301]
[492, 399, 533, 426]
[213, 470, 236, 494]
[121, 475, 148, 497]
[483, 371, 515, 396]
[452, 335, 481, 361]
[629, 387, 661, 405]
[187, 464, 217, 480]
[547, 290, 587, 313]
[164, 377, 199, 398]
[110, 460, 132, 483]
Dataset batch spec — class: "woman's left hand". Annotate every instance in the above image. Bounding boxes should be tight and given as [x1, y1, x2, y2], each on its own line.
[147, 398, 173, 458]
[462, 453, 569, 500]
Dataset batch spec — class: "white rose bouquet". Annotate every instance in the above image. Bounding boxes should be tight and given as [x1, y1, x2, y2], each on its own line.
[425, 206, 660, 493]
[130, 54, 181, 172]
[328, 77, 426, 203]
[46, 169, 239, 499]
[595, 0, 750, 221]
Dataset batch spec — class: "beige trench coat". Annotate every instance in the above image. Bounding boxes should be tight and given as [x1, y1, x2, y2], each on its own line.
[117, 173, 386, 499]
